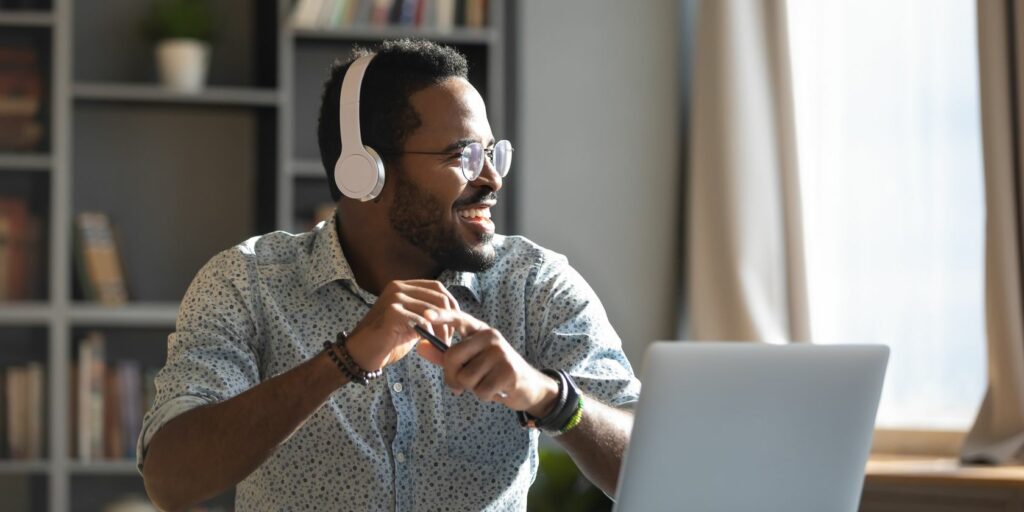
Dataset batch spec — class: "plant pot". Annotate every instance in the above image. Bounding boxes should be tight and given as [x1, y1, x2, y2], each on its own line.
[155, 38, 210, 93]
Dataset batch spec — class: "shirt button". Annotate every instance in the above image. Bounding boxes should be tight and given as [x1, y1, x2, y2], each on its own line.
[395, 451, 406, 463]
[393, 382, 404, 393]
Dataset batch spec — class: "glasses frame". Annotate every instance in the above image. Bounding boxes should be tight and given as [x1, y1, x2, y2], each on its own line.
[385, 140, 513, 181]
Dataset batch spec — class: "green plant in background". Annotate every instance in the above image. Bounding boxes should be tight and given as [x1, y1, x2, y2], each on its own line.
[528, 448, 613, 512]
[143, 0, 215, 42]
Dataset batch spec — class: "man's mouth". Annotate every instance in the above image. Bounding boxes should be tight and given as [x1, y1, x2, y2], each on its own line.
[456, 205, 495, 234]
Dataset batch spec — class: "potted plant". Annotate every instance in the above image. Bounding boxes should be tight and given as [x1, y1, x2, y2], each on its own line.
[144, 0, 215, 93]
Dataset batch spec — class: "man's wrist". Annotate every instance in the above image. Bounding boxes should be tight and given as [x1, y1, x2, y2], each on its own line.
[526, 371, 561, 418]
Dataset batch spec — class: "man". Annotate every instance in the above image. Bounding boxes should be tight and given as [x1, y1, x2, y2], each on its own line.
[138, 39, 639, 511]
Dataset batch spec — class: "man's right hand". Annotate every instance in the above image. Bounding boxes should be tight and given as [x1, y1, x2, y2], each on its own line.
[343, 280, 460, 371]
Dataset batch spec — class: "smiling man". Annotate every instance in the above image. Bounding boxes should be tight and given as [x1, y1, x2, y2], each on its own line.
[137, 40, 639, 511]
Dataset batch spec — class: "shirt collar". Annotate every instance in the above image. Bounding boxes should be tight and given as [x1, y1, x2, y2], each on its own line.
[305, 212, 482, 302]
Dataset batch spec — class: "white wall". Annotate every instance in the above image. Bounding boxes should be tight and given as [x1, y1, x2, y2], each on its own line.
[516, 0, 682, 368]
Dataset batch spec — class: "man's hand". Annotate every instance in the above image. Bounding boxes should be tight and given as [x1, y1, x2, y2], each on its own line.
[419, 308, 559, 417]
[344, 280, 461, 371]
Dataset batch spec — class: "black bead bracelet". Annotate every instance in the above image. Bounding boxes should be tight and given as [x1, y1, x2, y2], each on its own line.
[323, 331, 382, 386]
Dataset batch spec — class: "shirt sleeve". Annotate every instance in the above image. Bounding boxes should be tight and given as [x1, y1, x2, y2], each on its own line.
[527, 254, 641, 407]
[136, 248, 262, 474]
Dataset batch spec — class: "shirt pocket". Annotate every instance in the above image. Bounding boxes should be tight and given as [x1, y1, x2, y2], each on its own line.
[443, 390, 529, 462]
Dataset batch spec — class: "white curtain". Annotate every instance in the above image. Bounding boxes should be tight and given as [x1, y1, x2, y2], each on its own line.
[685, 0, 809, 343]
[962, 0, 1024, 464]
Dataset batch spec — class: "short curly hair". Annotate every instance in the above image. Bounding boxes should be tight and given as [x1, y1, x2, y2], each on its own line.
[317, 39, 470, 201]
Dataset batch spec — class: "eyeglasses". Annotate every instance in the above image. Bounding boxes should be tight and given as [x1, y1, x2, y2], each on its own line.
[390, 140, 514, 181]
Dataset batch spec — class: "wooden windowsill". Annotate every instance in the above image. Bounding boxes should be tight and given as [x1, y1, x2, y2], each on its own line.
[867, 454, 1024, 488]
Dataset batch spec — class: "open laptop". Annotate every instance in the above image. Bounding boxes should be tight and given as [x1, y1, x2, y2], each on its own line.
[613, 342, 888, 512]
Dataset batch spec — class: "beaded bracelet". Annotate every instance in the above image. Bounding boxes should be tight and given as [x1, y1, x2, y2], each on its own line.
[323, 331, 382, 386]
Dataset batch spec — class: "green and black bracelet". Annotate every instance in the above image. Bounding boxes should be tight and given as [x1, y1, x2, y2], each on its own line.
[517, 369, 584, 436]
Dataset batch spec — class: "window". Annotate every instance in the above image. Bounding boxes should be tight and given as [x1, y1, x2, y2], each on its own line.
[787, 0, 986, 430]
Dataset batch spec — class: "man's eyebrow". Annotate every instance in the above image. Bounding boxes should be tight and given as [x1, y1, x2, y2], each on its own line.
[439, 137, 496, 153]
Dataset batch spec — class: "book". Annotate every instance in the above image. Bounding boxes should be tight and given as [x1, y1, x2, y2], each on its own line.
[0, 46, 44, 151]
[117, 361, 142, 458]
[77, 331, 105, 460]
[0, 367, 7, 459]
[104, 365, 122, 459]
[435, 0, 455, 31]
[5, 366, 25, 458]
[291, 0, 324, 28]
[24, 361, 43, 459]
[0, 198, 29, 300]
[74, 211, 129, 305]
[370, 0, 391, 25]
[0, 215, 9, 302]
[353, 0, 374, 26]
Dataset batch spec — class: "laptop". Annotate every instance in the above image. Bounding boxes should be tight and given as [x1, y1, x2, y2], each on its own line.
[613, 342, 888, 512]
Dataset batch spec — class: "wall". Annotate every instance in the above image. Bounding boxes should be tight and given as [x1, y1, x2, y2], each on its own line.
[516, 0, 682, 368]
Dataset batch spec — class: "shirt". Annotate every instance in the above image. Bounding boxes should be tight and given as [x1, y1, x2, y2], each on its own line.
[136, 213, 641, 511]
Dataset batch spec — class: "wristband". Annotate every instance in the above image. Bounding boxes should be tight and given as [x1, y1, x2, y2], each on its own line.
[517, 369, 584, 436]
[323, 331, 382, 386]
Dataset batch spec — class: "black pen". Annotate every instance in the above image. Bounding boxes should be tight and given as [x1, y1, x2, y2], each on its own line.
[409, 321, 449, 353]
[410, 320, 508, 399]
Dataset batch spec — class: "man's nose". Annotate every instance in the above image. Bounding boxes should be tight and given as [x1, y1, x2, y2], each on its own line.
[470, 154, 503, 192]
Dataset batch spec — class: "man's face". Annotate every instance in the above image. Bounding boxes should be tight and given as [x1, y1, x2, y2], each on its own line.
[387, 78, 503, 272]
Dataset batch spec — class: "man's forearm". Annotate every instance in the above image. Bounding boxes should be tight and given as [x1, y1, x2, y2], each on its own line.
[554, 397, 634, 497]
[142, 351, 345, 512]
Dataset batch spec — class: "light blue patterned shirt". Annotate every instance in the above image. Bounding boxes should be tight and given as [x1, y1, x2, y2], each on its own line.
[136, 213, 640, 511]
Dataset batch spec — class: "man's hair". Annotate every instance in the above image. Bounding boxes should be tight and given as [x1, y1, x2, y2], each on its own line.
[317, 39, 470, 201]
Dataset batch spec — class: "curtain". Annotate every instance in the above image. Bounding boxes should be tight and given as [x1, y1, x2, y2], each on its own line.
[684, 0, 809, 343]
[962, 0, 1024, 464]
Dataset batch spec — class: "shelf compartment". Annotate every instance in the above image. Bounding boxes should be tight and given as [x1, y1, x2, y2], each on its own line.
[72, 103, 274, 302]
[73, 82, 280, 108]
[293, 26, 497, 45]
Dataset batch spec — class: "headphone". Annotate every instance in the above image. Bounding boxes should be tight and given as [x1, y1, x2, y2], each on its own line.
[334, 54, 386, 202]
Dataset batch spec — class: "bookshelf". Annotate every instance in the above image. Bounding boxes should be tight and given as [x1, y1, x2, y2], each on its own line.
[0, 0, 514, 511]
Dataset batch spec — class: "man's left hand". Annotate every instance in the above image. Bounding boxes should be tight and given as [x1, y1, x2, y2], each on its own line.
[416, 308, 559, 417]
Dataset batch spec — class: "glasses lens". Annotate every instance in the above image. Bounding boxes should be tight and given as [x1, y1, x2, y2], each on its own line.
[461, 143, 484, 181]
[494, 140, 512, 177]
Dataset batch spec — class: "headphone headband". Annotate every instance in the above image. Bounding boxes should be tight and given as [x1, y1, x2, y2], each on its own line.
[338, 54, 374, 154]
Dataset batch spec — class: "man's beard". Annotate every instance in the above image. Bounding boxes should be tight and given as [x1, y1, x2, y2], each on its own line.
[388, 171, 497, 272]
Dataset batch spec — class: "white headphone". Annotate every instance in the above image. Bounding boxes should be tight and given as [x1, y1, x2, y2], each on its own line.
[334, 54, 386, 202]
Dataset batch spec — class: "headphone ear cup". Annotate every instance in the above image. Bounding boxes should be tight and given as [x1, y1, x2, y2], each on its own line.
[334, 146, 386, 201]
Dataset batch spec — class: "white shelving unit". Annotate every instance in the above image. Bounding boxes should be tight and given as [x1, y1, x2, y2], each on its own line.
[0, 1, 513, 510]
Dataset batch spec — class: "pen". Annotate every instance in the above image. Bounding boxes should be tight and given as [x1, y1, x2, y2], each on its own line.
[409, 320, 509, 399]
[410, 321, 449, 353]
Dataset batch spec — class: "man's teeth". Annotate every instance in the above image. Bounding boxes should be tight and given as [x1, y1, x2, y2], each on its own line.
[458, 208, 491, 219]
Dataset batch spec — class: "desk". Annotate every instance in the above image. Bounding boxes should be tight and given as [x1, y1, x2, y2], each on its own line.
[861, 455, 1024, 512]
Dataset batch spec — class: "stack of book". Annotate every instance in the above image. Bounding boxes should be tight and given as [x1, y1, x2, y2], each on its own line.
[0, 361, 46, 460]
[0, 45, 44, 152]
[292, 0, 488, 31]
[0, 196, 43, 301]
[72, 331, 158, 461]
